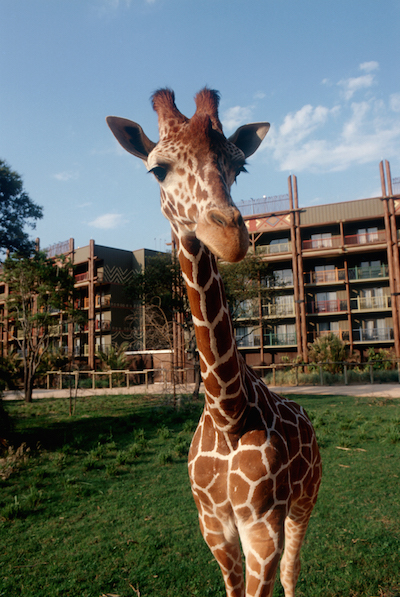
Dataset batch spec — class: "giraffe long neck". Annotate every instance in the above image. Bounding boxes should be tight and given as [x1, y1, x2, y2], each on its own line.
[176, 231, 248, 431]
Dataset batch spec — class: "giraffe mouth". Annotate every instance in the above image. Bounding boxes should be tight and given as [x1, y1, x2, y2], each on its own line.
[196, 207, 249, 262]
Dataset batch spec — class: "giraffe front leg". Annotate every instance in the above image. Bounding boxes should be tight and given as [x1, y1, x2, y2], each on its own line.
[199, 516, 245, 597]
[239, 518, 284, 597]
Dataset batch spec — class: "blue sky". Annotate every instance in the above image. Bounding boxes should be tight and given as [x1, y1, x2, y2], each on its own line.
[1, 0, 400, 254]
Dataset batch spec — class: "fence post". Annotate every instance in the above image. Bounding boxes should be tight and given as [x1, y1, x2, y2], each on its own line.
[47, 373, 50, 390]
[127, 371, 130, 389]
[272, 364, 276, 386]
[109, 371, 112, 389]
[295, 365, 298, 387]
[59, 372, 62, 390]
[319, 366, 323, 386]
[344, 364, 348, 385]
[92, 371, 95, 390]
[75, 371, 78, 390]
[145, 370, 148, 390]
[369, 364, 373, 384]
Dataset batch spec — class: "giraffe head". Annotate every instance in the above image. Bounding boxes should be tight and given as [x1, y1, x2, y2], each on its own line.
[107, 88, 269, 262]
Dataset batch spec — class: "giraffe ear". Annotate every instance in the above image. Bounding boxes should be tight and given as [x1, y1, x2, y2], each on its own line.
[228, 122, 270, 158]
[106, 116, 156, 161]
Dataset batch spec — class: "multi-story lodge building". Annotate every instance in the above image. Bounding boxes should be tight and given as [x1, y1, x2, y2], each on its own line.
[0, 239, 161, 369]
[236, 160, 400, 367]
[1, 160, 399, 371]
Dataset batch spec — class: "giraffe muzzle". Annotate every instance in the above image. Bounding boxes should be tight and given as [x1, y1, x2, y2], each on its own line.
[196, 208, 249, 262]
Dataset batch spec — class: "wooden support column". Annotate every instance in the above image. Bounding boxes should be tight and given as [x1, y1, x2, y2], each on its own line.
[380, 161, 400, 357]
[288, 176, 302, 360]
[343, 258, 353, 353]
[386, 160, 400, 345]
[88, 239, 95, 370]
[68, 238, 75, 360]
[293, 176, 308, 361]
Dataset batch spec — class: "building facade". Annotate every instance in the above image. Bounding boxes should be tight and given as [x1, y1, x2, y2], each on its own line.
[236, 160, 400, 367]
[1, 161, 399, 371]
[0, 239, 161, 369]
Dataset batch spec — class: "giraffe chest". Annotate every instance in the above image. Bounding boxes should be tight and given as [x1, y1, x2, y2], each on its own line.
[188, 410, 290, 520]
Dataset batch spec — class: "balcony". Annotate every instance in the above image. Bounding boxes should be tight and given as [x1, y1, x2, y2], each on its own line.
[74, 297, 89, 309]
[95, 320, 111, 331]
[258, 241, 291, 255]
[353, 327, 393, 342]
[302, 236, 341, 251]
[95, 295, 111, 308]
[75, 272, 89, 283]
[262, 302, 295, 317]
[348, 264, 389, 280]
[309, 329, 350, 342]
[308, 299, 348, 314]
[235, 334, 261, 347]
[344, 230, 386, 246]
[351, 295, 391, 311]
[306, 268, 345, 284]
[264, 332, 297, 346]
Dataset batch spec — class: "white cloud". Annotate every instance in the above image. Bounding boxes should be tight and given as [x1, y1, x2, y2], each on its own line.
[53, 170, 79, 182]
[88, 213, 124, 229]
[390, 93, 400, 113]
[360, 61, 379, 73]
[337, 61, 379, 100]
[264, 61, 400, 174]
[279, 104, 339, 145]
[266, 98, 400, 173]
[338, 74, 375, 101]
[222, 105, 253, 132]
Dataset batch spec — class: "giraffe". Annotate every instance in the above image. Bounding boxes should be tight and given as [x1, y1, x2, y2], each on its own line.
[106, 88, 322, 597]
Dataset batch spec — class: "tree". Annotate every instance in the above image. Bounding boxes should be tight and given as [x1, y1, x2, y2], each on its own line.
[124, 253, 201, 398]
[1, 251, 77, 402]
[218, 252, 274, 320]
[0, 160, 43, 256]
[217, 252, 274, 362]
[307, 333, 348, 374]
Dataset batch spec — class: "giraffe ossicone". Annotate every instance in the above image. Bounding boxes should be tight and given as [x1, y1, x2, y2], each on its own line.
[107, 88, 321, 597]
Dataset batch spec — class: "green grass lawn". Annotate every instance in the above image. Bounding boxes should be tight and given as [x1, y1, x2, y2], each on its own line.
[1, 393, 399, 597]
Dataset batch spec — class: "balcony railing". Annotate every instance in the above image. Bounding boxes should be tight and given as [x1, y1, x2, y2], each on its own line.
[351, 295, 391, 311]
[264, 332, 297, 346]
[309, 329, 350, 342]
[302, 236, 341, 250]
[75, 272, 89, 283]
[344, 230, 386, 245]
[95, 320, 111, 331]
[348, 264, 389, 280]
[308, 299, 348, 313]
[262, 302, 295, 317]
[235, 335, 261, 347]
[302, 230, 386, 251]
[306, 269, 345, 284]
[95, 295, 111, 308]
[353, 327, 393, 342]
[259, 241, 291, 255]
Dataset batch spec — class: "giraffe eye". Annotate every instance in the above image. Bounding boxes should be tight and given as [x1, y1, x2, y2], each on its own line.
[235, 165, 248, 180]
[149, 165, 168, 182]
